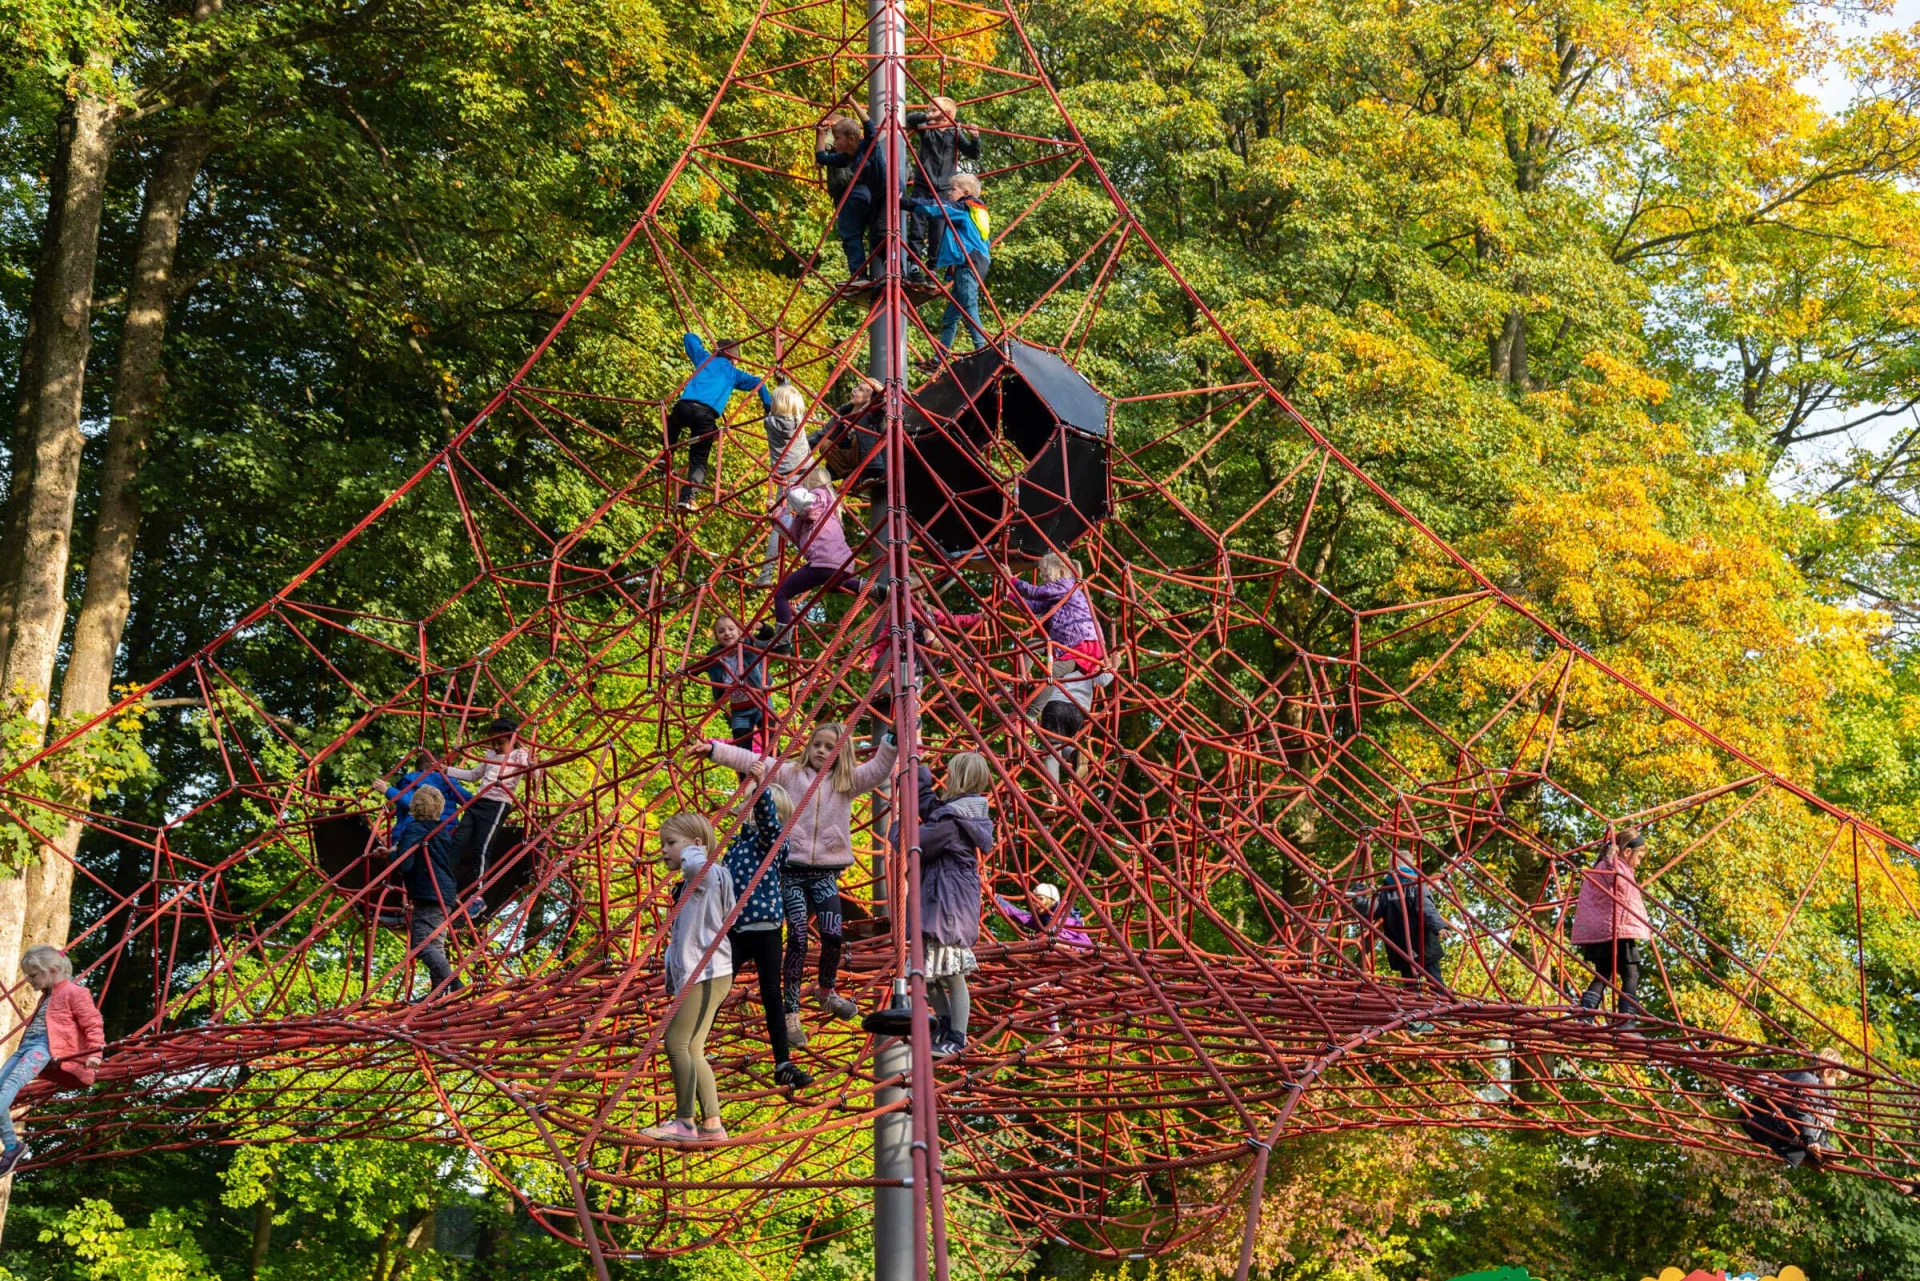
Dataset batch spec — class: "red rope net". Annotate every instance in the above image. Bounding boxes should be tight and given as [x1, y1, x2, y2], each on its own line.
[3, 0, 1918, 1275]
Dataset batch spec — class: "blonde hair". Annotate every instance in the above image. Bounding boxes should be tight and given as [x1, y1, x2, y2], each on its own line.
[20, 945, 71, 982]
[410, 785, 445, 822]
[802, 465, 833, 491]
[660, 812, 715, 851]
[711, 610, 743, 637]
[950, 173, 982, 199]
[932, 95, 959, 119]
[768, 784, 795, 827]
[808, 722, 859, 794]
[769, 382, 806, 419]
[1038, 552, 1077, 583]
[943, 751, 991, 799]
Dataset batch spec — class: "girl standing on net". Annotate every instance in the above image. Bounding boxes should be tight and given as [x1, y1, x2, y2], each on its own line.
[699, 722, 896, 1047]
[0, 945, 105, 1174]
[1008, 553, 1111, 780]
[645, 812, 736, 1144]
[914, 751, 994, 1057]
[1572, 827, 1653, 1019]
[721, 768, 812, 1088]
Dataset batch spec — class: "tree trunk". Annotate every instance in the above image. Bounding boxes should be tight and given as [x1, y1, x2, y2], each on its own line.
[1489, 307, 1527, 388]
[249, 1182, 274, 1276]
[0, 64, 118, 725]
[27, 122, 212, 954]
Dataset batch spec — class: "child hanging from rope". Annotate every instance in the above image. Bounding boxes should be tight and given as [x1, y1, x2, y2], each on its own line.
[772, 466, 866, 651]
[1007, 552, 1111, 782]
[697, 722, 897, 1048]
[721, 763, 812, 1088]
[759, 381, 815, 586]
[645, 811, 736, 1144]
[0, 945, 105, 1175]
[392, 785, 464, 1002]
[913, 751, 994, 1057]
[669, 332, 769, 510]
[699, 611, 777, 760]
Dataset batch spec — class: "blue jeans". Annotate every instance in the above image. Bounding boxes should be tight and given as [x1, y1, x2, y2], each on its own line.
[0, 1039, 50, 1147]
[938, 257, 988, 350]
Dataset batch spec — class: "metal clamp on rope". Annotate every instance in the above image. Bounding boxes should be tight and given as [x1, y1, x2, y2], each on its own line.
[1243, 1136, 1271, 1152]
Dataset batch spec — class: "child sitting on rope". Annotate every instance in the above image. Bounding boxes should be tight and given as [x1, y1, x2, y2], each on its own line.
[696, 722, 897, 1048]
[699, 611, 778, 761]
[911, 751, 994, 1057]
[759, 381, 816, 585]
[771, 466, 867, 651]
[669, 332, 769, 510]
[996, 881, 1092, 950]
[1738, 1048, 1846, 1169]
[0, 945, 104, 1175]
[1007, 552, 1111, 782]
[392, 785, 465, 1002]
[720, 763, 812, 1088]
[646, 811, 736, 1144]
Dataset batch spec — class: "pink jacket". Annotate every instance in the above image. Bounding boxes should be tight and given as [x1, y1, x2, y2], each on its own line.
[708, 738, 896, 869]
[782, 484, 855, 569]
[1571, 855, 1652, 944]
[42, 979, 105, 1087]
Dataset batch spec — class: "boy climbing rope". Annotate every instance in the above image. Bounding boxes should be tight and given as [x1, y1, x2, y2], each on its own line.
[669, 332, 768, 509]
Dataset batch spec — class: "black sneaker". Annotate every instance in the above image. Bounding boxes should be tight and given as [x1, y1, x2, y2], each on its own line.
[774, 1060, 813, 1089]
[931, 1032, 967, 1059]
[0, 1143, 30, 1176]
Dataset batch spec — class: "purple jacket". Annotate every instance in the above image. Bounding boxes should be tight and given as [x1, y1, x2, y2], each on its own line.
[996, 895, 1092, 949]
[1009, 577, 1100, 650]
[781, 484, 855, 569]
[1571, 854, 1652, 943]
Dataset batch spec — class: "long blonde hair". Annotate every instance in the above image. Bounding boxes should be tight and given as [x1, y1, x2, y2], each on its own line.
[808, 722, 859, 794]
[1038, 551, 1078, 583]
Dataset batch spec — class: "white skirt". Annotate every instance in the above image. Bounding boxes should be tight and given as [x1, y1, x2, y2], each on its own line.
[923, 940, 978, 980]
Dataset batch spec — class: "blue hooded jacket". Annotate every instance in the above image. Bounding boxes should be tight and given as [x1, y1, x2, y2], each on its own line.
[392, 814, 460, 906]
[907, 194, 991, 269]
[679, 332, 768, 416]
[386, 769, 470, 815]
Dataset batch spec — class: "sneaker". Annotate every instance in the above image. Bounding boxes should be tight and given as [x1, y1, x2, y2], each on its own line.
[753, 567, 775, 587]
[786, 1011, 808, 1049]
[640, 1119, 699, 1144]
[774, 1060, 814, 1089]
[695, 1121, 729, 1143]
[819, 988, 858, 1020]
[0, 1143, 29, 1176]
[675, 483, 696, 511]
[931, 1032, 968, 1058]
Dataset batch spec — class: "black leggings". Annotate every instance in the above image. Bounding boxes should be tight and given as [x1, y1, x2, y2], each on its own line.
[1580, 939, 1644, 1013]
[667, 399, 721, 476]
[728, 927, 791, 1064]
[782, 868, 845, 1011]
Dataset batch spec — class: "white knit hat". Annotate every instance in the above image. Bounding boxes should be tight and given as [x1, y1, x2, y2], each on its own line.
[1032, 882, 1061, 906]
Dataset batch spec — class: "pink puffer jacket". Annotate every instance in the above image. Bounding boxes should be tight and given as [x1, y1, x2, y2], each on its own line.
[1571, 855, 1652, 944]
[708, 738, 896, 870]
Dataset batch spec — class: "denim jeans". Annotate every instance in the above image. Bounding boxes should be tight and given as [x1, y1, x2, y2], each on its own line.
[0, 1038, 50, 1147]
[938, 257, 988, 350]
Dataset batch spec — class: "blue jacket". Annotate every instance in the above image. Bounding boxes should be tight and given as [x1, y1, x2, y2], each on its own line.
[679, 333, 768, 416]
[721, 789, 788, 929]
[393, 814, 461, 906]
[816, 121, 890, 203]
[907, 195, 990, 269]
[387, 769, 470, 815]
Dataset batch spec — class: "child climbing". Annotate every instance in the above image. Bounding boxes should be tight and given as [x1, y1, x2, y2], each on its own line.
[446, 714, 534, 877]
[392, 784, 465, 1000]
[669, 332, 768, 509]
[646, 812, 736, 1144]
[0, 945, 105, 1175]
[1573, 826, 1653, 1019]
[1739, 1048, 1846, 1168]
[907, 172, 992, 353]
[996, 881, 1092, 950]
[1353, 848, 1448, 988]
[699, 611, 777, 757]
[759, 381, 815, 585]
[386, 748, 470, 820]
[773, 466, 866, 644]
[721, 765, 812, 1088]
[697, 722, 897, 1048]
[913, 751, 994, 1057]
[1007, 553, 1111, 782]
[815, 114, 889, 283]
[904, 96, 981, 274]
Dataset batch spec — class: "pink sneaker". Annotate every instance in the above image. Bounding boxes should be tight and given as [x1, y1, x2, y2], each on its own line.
[640, 1119, 699, 1143]
[696, 1121, 729, 1143]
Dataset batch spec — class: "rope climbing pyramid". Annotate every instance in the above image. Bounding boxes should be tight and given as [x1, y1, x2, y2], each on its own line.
[1, 0, 1917, 1276]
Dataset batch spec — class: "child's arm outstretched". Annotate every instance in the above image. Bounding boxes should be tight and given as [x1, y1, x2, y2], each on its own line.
[697, 738, 772, 776]
[847, 735, 898, 796]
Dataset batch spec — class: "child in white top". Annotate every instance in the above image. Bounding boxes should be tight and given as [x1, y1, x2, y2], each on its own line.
[644, 811, 736, 1144]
